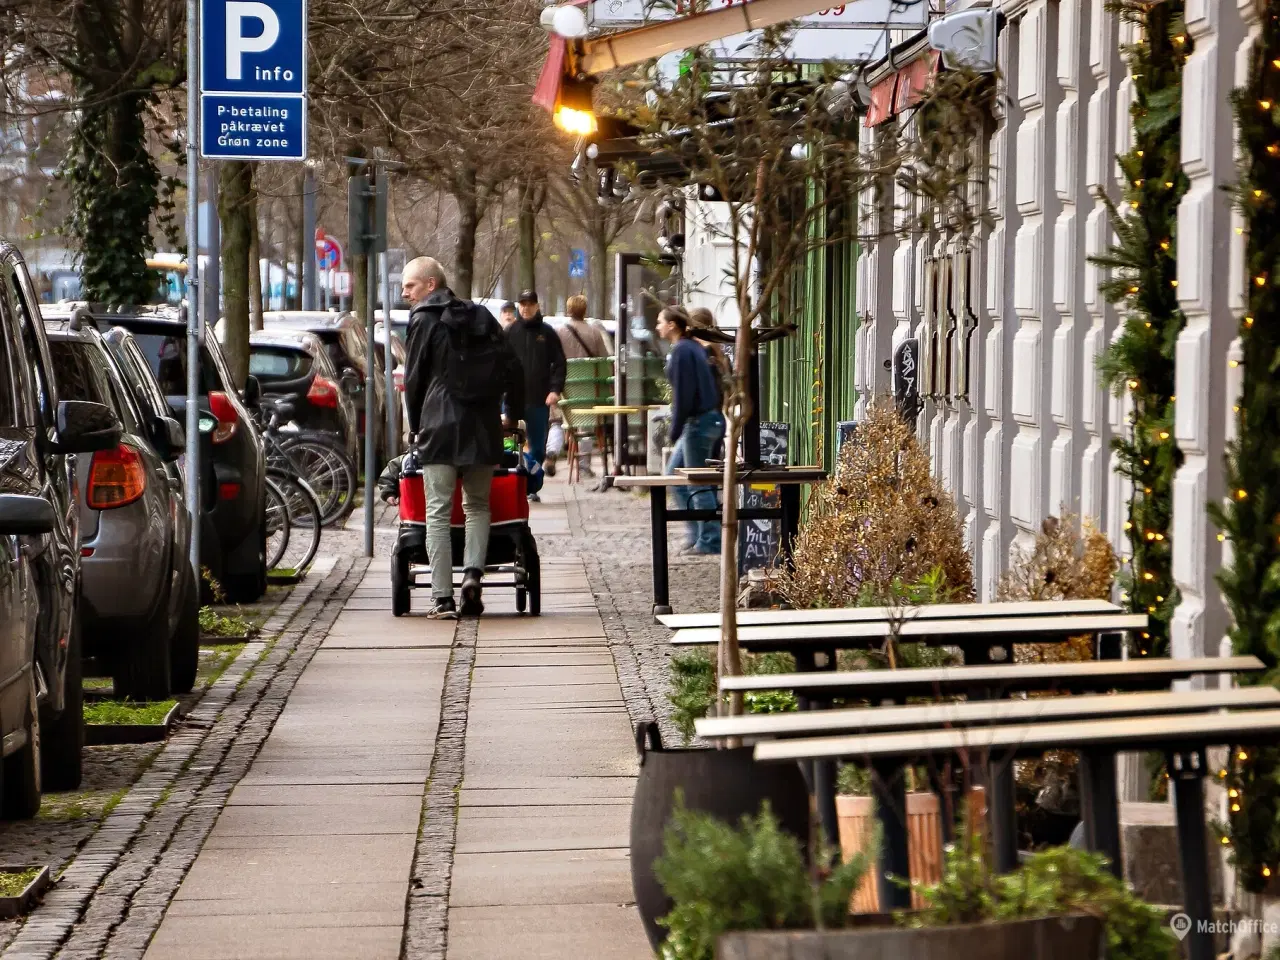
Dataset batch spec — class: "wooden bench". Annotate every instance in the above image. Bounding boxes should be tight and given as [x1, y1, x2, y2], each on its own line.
[658, 597, 1122, 630]
[614, 466, 826, 618]
[754, 704, 1280, 960]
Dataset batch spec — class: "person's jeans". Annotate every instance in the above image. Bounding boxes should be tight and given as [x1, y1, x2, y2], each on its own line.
[665, 410, 724, 553]
[524, 405, 551, 464]
[423, 464, 492, 600]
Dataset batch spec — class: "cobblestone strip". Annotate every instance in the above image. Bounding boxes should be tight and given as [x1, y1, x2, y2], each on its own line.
[564, 492, 689, 750]
[401, 616, 474, 960]
[0, 556, 362, 960]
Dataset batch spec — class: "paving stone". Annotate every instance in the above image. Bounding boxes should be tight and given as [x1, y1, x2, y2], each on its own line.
[454, 808, 630, 853]
[449, 849, 634, 907]
[144, 918, 403, 960]
[446, 904, 650, 960]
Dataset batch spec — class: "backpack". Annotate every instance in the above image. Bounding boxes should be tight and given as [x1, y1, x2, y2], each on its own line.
[437, 302, 510, 405]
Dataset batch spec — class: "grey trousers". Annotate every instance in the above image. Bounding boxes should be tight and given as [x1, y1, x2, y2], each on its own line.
[423, 464, 492, 599]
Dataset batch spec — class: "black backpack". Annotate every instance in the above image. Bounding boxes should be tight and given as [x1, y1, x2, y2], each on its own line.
[437, 302, 510, 405]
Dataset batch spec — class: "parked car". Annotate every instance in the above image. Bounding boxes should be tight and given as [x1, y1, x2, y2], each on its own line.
[0, 241, 124, 797]
[45, 319, 201, 698]
[43, 304, 268, 603]
[373, 323, 410, 446]
[248, 330, 359, 464]
[260, 311, 388, 472]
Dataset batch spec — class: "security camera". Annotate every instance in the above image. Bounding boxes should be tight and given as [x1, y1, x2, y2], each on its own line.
[928, 9, 999, 73]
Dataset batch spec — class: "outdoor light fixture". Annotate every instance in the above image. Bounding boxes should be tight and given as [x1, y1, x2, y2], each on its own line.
[553, 76, 598, 136]
[928, 8, 1000, 73]
[539, 3, 588, 38]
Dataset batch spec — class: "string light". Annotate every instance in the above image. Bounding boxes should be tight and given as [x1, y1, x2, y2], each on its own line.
[1224, 836, 1233, 846]
[1246, 316, 1255, 327]
[1265, 866, 1273, 878]
[1160, 241, 1171, 250]
[1171, 279, 1179, 287]
[1238, 490, 1249, 500]
[1263, 100, 1274, 110]
[1128, 379, 1139, 390]
[1257, 275, 1269, 287]
[1256, 189, 1265, 198]
[1219, 533, 1227, 542]
[1159, 431, 1170, 439]
[1234, 803, 1242, 812]
[1268, 144, 1280, 156]
[1240, 750, 1250, 761]
[1143, 572, 1155, 581]
[1230, 360, 1241, 367]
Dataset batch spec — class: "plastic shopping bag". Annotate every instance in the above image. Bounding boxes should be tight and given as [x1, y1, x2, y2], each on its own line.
[546, 422, 565, 458]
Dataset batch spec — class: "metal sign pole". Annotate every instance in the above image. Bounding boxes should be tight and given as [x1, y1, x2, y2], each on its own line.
[382, 240, 395, 460]
[363, 174, 377, 558]
[185, 0, 202, 574]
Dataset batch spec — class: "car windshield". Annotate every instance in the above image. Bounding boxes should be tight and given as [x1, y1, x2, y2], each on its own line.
[250, 347, 313, 382]
[130, 330, 221, 396]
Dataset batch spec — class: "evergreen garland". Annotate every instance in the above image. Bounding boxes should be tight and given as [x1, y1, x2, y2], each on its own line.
[1089, 0, 1190, 658]
[1212, 0, 1280, 894]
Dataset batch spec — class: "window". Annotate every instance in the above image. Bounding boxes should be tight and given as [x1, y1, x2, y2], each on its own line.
[8, 260, 57, 424]
[48, 340, 140, 434]
[130, 330, 220, 396]
[249, 347, 313, 381]
[0, 288, 21, 429]
[121, 340, 172, 419]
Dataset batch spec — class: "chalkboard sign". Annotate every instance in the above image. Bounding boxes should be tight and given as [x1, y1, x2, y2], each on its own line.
[739, 422, 789, 577]
[894, 338, 921, 423]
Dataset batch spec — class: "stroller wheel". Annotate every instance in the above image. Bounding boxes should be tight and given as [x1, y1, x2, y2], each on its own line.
[524, 532, 541, 618]
[516, 587, 527, 614]
[392, 552, 411, 617]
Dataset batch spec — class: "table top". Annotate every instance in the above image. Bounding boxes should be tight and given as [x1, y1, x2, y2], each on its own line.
[717, 655, 1264, 699]
[578, 405, 659, 415]
[677, 466, 827, 485]
[659, 598, 1123, 630]
[671, 612, 1148, 648]
[695, 686, 1280, 742]
[754, 705, 1280, 765]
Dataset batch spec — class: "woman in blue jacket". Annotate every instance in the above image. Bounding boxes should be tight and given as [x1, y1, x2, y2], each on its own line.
[657, 306, 725, 555]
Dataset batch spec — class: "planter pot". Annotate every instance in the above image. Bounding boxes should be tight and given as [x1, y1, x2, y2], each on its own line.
[717, 913, 1104, 960]
[0, 866, 51, 919]
[85, 702, 183, 746]
[836, 787, 987, 912]
[630, 720, 810, 951]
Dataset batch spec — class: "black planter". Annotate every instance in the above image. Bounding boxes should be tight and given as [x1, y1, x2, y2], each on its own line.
[629, 720, 811, 951]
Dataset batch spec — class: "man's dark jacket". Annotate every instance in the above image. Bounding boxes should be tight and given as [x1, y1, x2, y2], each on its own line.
[505, 312, 566, 408]
[403, 289, 524, 467]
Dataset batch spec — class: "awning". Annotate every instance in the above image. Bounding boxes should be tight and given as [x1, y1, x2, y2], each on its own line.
[865, 45, 941, 127]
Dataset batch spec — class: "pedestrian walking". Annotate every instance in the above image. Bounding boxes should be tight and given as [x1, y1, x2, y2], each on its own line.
[402, 256, 524, 619]
[688, 306, 730, 462]
[504, 289, 566, 503]
[498, 301, 517, 331]
[552, 294, 609, 478]
[657, 305, 724, 555]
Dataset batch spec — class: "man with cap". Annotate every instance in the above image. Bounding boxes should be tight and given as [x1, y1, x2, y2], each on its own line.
[504, 289, 566, 502]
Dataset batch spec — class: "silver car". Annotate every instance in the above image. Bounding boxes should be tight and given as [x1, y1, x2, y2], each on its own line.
[44, 315, 197, 701]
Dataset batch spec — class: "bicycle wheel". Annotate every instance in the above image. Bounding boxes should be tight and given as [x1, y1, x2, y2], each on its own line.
[280, 437, 358, 526]
[265, 477, 292, 570]
[267, 471, 322, 574]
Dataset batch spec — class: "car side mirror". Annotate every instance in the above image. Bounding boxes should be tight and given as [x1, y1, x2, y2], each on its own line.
[151, 416, 185, 462]
[0, 494, 55, 535]
[53, 400, 122, 454]
[341, 371, 362, 395]
[242, 375, 262, 406]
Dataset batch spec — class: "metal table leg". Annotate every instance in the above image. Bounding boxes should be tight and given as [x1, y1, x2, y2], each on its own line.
[1078, 748, 1122, 877]
[1170, 748, 1213, 960]
[650, 486, 671, 618]
[964, 642, 1019, 872]
[794, 651, 839, 849]
[872, 758, 912, 910]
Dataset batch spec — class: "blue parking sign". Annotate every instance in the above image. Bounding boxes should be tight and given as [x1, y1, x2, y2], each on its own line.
[569, 248, 586, 279]
[200, 0, 307, 160]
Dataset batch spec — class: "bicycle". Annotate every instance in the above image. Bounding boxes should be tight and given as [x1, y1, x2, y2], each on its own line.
[251, 397, 357, 527]
[254, 399, 324, 574]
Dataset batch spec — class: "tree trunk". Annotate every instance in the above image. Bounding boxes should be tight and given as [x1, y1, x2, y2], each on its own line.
[718, 320, 752, 730]
[249, 187, 263, 331]
[591, 228, 609, 319]
[218, 160, 254, 389]
[292, 171, 305, 309]
[454, 163, 479, 299]
[518, 178, 539, 293]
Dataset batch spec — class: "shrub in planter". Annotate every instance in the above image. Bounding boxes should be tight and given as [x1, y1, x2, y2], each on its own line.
[654, 798, 872, 960]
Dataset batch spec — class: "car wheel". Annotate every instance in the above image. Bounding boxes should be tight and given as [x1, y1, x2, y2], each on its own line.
[41, 618, 83, 792]
[113, 594, 173, 702]
[169, 567, 200, 695]
[2, 670, 42, 818]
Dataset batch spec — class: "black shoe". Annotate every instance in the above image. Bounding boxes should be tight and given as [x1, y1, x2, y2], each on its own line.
[460, 569, 484, 616]
[427, 597, 458, 620]
[544, 459, 557, 477]
[527, 492, 541, 503]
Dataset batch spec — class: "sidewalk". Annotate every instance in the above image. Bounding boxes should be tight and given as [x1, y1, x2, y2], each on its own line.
[135, 479, 651, 960]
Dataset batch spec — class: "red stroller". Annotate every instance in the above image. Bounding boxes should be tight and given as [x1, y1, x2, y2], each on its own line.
[390, 446, 541, 617]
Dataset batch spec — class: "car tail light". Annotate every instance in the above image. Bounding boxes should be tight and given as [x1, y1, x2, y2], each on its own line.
[307, 376, 339, 408]
[207, 391, 238, 444]
[219, 482, 241, 501]
[87, 445, 147, 509]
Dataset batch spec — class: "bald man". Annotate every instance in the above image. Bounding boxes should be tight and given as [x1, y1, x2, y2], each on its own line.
[402, 257, 523, 618]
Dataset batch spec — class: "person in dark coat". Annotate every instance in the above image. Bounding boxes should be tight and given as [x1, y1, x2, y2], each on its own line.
[504, 289, 566, 502]
[403, 257, 523, 618]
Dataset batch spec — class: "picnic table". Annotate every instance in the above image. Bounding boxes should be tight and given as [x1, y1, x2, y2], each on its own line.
[614, 465, 826, 617]
[752, 694, 1278, 960]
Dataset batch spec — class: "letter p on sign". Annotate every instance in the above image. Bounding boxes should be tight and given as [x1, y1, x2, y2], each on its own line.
[226, 1, 280, 80]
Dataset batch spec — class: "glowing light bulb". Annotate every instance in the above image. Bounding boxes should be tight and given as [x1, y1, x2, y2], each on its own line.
[1238, 490, 1249, 500]
[1159, 431, 1170, 439]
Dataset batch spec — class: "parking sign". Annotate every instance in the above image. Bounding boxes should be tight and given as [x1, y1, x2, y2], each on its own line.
[200, 0, 307, 160]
